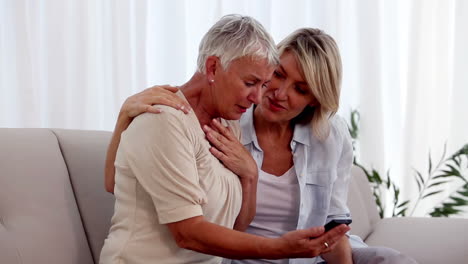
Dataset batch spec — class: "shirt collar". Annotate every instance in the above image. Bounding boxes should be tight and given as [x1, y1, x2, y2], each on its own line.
[292, 121, 311, 146]
[241, 106, 312, 147]
[240, 106, 258, 147]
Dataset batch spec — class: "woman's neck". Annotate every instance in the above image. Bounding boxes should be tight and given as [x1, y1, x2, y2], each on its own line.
[253, 106, 294, 145]
[179, 72, 218, 127]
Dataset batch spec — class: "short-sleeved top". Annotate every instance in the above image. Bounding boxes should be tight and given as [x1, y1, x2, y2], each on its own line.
[100, 91, 242, 264]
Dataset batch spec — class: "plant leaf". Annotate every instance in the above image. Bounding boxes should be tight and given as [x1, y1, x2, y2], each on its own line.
[428, 151, 432, 174]
[429, 183, 468, 217]
[422, 190, 443, 199]
[427, 181, 449, 189]
[396, 208, 407, 217]
[432, 174, 453, 180]
[414, 169, 425, 188]
[446, 164, 461, 177]
[438, 142, 448, 166]
[397, 200, 410, 209]
[415, 176, 422, 192]
[372, 169, 382, 184]
[386, 170, 391, 189]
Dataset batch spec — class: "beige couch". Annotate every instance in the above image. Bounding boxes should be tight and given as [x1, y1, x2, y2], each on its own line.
[1, 128, 467, 264]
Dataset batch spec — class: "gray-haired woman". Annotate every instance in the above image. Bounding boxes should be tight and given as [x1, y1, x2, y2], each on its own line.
[100, 15, 349, 264]
[105, 25, 418, 264]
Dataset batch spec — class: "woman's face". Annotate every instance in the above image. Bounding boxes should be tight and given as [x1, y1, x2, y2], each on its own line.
[256, 51, 316, 125]
[212, 56, 275, 120]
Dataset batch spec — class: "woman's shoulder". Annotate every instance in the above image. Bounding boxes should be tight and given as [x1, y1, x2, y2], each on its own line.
[314, 114, 351, 147]
[329, 114, 349, 134]
[328, 114, 353, 152]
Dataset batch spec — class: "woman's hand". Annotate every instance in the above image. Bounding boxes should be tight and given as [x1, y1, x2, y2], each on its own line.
[105, 85, 191, 194]
[120, 85, 191, 120]
[276, 224, 351, 258]
[203, 118, 258, 230]
[166, 216, 350, 260]
[203, 118, 257, 180]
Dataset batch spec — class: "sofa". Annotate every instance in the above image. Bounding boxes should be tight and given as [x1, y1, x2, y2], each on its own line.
[1, 128, 467, 264]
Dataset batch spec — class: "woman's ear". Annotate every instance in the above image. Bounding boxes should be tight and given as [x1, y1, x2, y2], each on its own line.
[205, 56, 220, 82]
[308, 97, 318, 107]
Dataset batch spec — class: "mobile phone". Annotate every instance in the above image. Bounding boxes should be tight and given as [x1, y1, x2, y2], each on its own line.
[324, 219, 352, 232]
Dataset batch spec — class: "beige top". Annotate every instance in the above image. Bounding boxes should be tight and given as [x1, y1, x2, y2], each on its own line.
[100, 92, 242, 264]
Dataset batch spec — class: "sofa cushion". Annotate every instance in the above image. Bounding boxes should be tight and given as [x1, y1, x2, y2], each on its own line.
[365, 217, 468, 264]
[0, 222, 20, 264]
[0, 128, 93, 264]
[52, 129, 114, 262]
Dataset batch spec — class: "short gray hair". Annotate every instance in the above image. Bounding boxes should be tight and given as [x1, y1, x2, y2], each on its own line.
[197, 14, 279, 73]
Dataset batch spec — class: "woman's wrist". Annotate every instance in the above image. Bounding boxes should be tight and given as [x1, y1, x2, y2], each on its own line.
[116, 111, 133, 130]
[262, 237, 288, 259]
[238, 161, 258, 181]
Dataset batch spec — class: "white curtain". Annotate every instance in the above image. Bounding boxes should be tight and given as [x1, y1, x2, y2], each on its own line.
[1, 0, 467, 217]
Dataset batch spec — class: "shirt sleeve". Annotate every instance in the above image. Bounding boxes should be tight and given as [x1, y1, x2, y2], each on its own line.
[327, 116, 353, 222]
[120, 109, 207, 224]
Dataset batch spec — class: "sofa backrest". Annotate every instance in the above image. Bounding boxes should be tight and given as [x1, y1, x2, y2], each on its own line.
[0, 128, 95, 264]
[52, 129, 115, 262]
[0, 128, 377, 264]
[347, 166, 380, 240]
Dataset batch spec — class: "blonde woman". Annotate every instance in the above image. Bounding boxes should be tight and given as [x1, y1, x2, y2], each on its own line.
[100, 16, 349, 264]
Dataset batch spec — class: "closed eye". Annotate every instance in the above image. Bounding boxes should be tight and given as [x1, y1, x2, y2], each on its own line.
[273, 70, 285, 79]
[295, 85, 308, 95]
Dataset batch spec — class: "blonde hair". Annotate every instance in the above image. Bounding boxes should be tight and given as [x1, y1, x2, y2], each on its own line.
[197, 14, 279, 73]
[277, 28, 342, 141]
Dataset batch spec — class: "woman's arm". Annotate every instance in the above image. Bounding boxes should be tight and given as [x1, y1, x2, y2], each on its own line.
[203, 119, 258, 231]
[105, 86, 259, 231]
[104, 85, 190, 193]
[105, 112, 133, 193]
[320, 236, 353, 264]
[320, 116, 355, 262]
[167, 215, 350, 259]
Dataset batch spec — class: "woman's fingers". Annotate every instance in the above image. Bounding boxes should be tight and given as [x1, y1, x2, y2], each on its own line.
[146, 86, 191, 113]
[281, 224, 349, 258]
[160, 85, 179, 93]
[146, 105, 164, 114]
[209, 146, 226, 162]
[135, 85, 191, 114]
[314, 224, 350, 253]
[210, 119, 235, 140]
[150, 95, 191, 114]
[203, 125, 230, 153]
[305, 226, 325, 238]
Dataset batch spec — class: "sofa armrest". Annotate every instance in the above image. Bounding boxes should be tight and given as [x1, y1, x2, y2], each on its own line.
[364, 217, 468, 264]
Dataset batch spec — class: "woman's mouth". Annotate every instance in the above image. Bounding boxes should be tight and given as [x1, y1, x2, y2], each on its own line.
[237, 105, 248, 113]
[267, 97, 285, 112]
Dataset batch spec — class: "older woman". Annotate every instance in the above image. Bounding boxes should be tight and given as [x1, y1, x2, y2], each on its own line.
[100, 15, 349, 264]
[106, 26, 418, 264]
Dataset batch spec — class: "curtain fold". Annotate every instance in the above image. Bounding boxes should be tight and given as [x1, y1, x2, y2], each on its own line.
[1, 0, 467, 217]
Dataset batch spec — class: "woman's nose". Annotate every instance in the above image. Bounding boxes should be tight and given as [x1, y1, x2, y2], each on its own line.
[247, 84, 263, 104]
[274, 86, 287, 100]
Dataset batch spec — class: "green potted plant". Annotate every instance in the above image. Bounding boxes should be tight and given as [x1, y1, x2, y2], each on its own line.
[348, 110, 468, 218]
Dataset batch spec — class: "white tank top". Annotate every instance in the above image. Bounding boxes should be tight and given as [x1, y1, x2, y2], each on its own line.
[232, 166, 300, 264]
